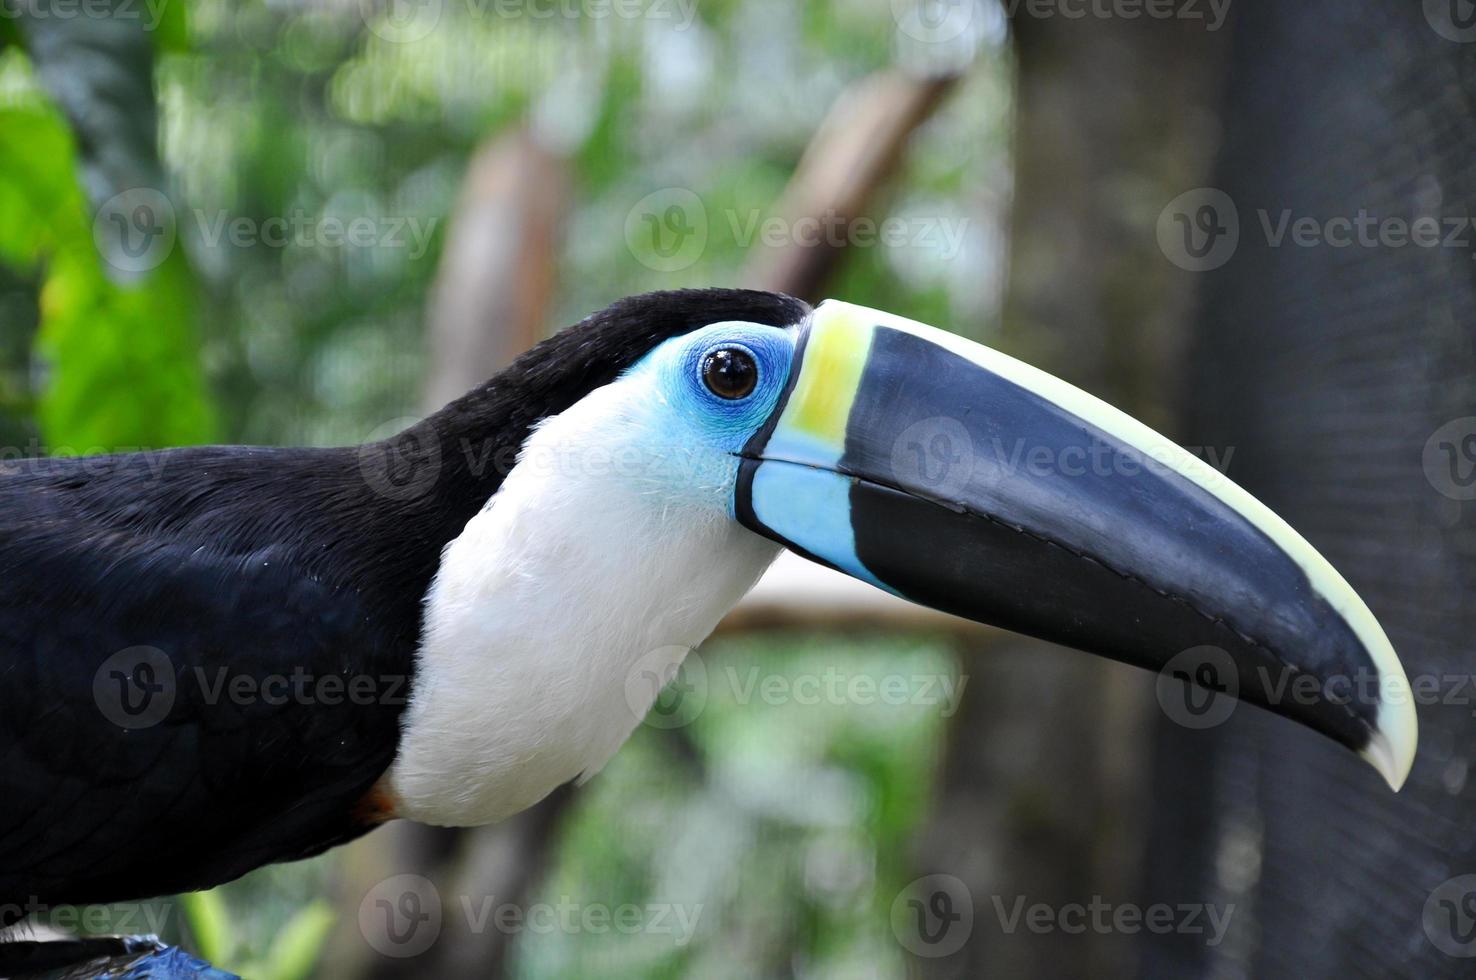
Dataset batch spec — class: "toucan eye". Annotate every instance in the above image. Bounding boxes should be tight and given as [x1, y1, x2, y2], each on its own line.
[701, 347, 758, 400]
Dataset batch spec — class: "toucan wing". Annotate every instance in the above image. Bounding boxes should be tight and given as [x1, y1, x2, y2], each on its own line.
[0, 457, 408, 910]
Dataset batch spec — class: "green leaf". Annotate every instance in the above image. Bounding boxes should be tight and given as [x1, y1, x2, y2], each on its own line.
[150, 0, 189, 53]
[35, 246, 215, 450]
[3, 9, 216, 452]
[181, 889, 234, 966]
[261, 901, 336, 980]
[0, 101, 83, 267]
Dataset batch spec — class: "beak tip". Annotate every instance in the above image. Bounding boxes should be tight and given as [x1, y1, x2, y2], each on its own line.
[1361, 704, 1418, 792]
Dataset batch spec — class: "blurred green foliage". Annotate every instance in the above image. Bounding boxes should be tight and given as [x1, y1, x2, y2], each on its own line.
[0, 47, 214, 451]
[184, 889, 335, 980]
[154, 0, 1006, 448]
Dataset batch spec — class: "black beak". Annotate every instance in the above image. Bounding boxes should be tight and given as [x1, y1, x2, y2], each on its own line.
[736, 300, 1416, 789]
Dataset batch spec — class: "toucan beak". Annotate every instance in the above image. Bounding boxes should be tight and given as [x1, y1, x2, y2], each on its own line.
[735, 300, 1417, 790]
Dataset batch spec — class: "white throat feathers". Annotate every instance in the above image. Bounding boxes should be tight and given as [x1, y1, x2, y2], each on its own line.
[387, 377, 781, 826]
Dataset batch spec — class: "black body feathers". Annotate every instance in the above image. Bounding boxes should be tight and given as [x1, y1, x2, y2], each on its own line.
[0, 289, 809, 912]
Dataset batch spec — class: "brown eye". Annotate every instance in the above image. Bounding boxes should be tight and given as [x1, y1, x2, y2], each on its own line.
[701, 347, 758, 400]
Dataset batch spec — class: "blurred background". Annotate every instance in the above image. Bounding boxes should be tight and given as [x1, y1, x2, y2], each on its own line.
[3, 0, 1475, 977]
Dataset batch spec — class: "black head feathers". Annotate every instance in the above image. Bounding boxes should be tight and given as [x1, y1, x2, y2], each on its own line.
[427, 288, 811, 445]
[408, 288, 810, 497]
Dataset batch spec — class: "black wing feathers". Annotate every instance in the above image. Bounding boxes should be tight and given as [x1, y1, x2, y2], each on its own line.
[0, 450, 403, 907]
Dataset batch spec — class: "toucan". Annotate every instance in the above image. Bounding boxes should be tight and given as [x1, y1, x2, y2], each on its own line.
[0, 288, 1416, 920]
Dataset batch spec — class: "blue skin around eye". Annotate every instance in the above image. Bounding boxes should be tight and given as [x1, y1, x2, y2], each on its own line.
[625, 323, 883, 588]
[629, 323, 796, 455]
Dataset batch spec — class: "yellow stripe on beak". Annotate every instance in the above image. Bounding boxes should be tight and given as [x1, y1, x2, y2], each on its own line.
[778, 302, 875, 449]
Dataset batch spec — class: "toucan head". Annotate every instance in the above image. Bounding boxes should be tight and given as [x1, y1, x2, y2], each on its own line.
[465, 288, 1416, 792]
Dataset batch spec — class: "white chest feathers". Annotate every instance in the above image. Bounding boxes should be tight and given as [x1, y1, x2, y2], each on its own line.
[386, 386, 781, 827]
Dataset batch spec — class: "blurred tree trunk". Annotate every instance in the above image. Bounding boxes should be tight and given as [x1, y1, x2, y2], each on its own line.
[421, 130, 566, 411]
[742, 70, 959, 303]
[17, 0, 163, 208]
[909, 10, 1230, 978]
[1147, 4, 1476, 977]
[0, 266, 39, 452]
